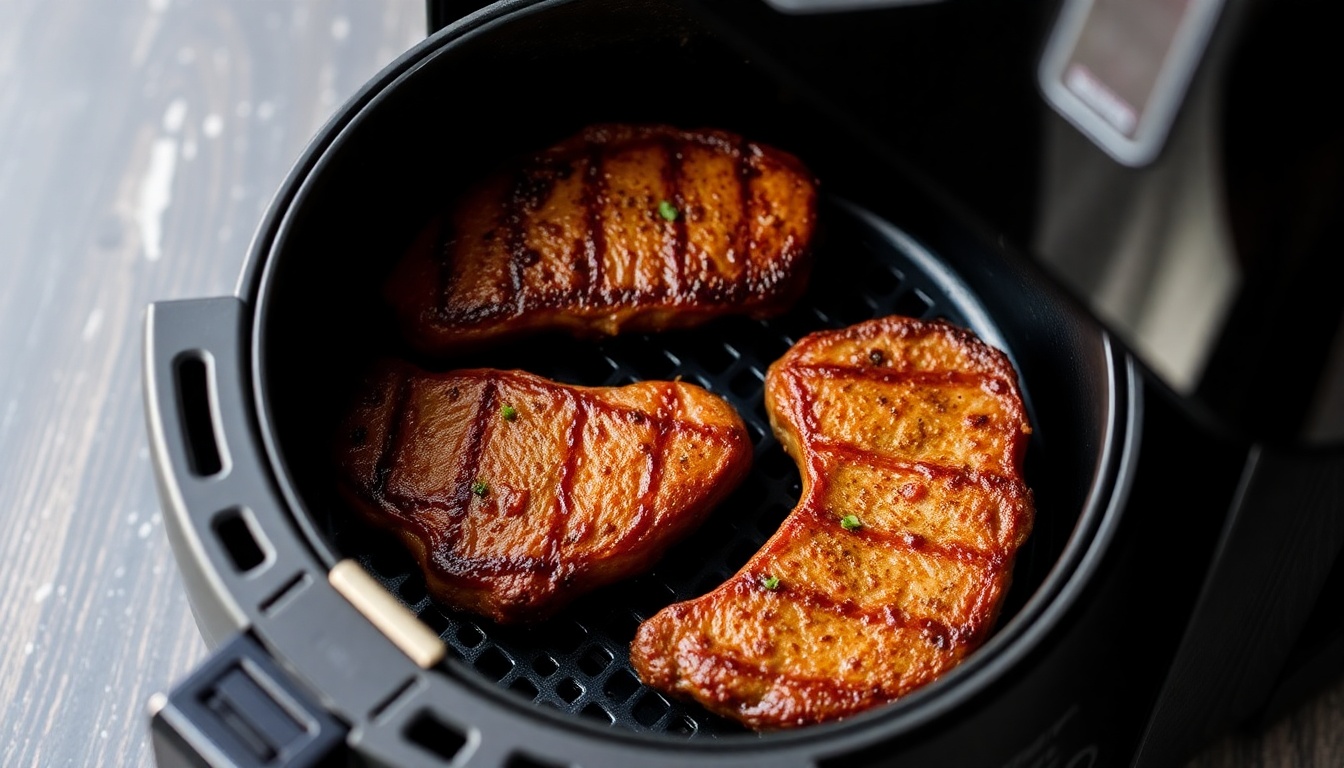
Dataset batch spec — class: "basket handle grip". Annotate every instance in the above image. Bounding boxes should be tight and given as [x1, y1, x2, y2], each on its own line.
[143, 296, 295, 645]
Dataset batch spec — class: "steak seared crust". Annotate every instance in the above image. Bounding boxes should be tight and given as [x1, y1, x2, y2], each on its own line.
[631, 316, 1034, 729]
[384, 123, 817, 355]
[333, 360, 753, 625]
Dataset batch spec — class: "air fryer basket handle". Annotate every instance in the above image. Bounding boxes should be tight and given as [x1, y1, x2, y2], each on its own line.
[143, 296, 297, 646]
[144, 298, 433, 766]
[148, 631, 348, 768]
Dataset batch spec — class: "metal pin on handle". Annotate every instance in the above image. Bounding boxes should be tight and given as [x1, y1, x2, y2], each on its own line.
[328, 559, 446, 669]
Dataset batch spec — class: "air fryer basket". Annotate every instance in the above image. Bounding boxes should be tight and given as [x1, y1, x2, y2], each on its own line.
[314, 197, 1051, 738]
[163, 0, 1133, 763]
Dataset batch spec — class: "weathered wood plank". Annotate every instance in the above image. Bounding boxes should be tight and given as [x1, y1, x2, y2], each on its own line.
[0, 2, 421, 765]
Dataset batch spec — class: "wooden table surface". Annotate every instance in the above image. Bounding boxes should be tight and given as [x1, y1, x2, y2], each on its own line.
[0, 1, 1339, 766]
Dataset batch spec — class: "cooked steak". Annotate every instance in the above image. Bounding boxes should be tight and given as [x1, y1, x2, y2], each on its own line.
[384, 123, 817, 355]
[333, 360, 753, 625]
[631, 316, 1034, 729]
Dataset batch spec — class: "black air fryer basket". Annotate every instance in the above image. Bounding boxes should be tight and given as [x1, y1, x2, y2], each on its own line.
[145, 1, 1342, 766]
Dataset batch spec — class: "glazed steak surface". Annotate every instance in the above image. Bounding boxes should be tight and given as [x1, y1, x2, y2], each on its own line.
[334, 360, 753, 624]
[631, 316, 1034, 729]
[384, 123, 817, 355]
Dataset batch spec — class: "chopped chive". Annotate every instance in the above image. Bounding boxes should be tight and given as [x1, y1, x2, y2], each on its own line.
[761, 575, 780, 591]
[500, 404, 518, 421]
[841, 514, 862, 531]
[658, 199, 679, 221]
[471, 481, 489, 498]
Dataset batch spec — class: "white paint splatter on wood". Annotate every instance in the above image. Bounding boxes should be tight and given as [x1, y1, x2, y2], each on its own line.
[81, 308, 104, 342]
[161, 98, 187, 133]
[137, 136, 178, 262]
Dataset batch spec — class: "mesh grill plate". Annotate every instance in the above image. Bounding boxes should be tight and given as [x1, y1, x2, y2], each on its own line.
[332, 198, 1000, 737]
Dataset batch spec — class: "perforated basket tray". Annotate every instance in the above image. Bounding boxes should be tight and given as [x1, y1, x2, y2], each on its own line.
[319, 197, 1043, 738]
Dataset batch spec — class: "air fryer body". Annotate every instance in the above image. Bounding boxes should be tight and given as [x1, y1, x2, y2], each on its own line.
[688, 0, 1344, 438]
[142, 1, 1344, 767]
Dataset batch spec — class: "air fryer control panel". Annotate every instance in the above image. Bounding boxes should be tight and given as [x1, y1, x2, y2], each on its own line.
[1039, 0, 1227, 167]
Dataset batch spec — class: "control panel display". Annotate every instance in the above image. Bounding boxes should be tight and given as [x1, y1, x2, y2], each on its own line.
[1040, 0, 1225, 166]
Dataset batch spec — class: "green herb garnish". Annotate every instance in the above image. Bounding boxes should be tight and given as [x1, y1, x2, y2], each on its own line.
[657, 199, 679, 221]
[761, 575, 780, 591]
[840, 514, 862, 531]
[471, 481, 489, 498]
[501, 404, 518, 422]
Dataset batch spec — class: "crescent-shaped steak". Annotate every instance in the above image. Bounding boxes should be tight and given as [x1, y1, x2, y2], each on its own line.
[384, 123, 817, 355]
[631, 316, 1034, 728]
[333, 360, 753, 625]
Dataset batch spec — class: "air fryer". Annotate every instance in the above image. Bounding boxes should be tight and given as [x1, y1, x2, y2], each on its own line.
[141, 1, 1344, 767]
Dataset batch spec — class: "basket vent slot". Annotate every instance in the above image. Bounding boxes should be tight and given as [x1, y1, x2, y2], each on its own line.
[531, 655, 558, 678]
[893, 287, 934, 318]
[632, 691, 671, 727]
[580, 702, 614, 724]
[578, 645, 613, 676]
[603, 670, 640, 702]
[174, 354, 224, 477]
[509, 677, 539, 699]
[404, 710, 467, 763]
[212, 508, 268, 574]
[555, 678, 584, 704]
[475, 647, 514, 681]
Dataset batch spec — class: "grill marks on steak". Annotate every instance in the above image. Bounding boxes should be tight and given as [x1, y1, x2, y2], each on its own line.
[384, 124, 817, 355]
[334, 361, 753, 625]
[631, 317, 1034, 729]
